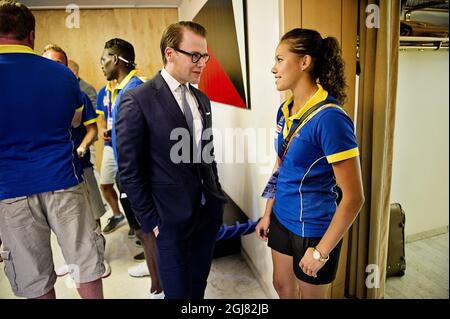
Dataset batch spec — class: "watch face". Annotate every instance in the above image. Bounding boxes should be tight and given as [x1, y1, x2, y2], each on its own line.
[313, 249, 321, 260]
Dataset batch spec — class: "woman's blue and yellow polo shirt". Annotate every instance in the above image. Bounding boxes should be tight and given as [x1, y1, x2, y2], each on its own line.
[273, 84, 359, 237]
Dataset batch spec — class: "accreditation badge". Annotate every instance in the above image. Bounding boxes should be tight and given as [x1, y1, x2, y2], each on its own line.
[107, 117, 113, 131]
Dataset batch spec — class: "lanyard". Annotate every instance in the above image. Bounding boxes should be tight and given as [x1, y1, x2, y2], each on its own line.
[262, 99, 340, 200]
[106, 90, 112, 118]
[278, 99, 335, 165]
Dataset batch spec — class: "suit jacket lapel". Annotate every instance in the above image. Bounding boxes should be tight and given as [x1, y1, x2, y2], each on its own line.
[153, 72, 188, 130]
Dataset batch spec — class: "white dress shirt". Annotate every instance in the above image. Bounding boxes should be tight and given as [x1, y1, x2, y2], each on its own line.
[160, 68, 203, 149]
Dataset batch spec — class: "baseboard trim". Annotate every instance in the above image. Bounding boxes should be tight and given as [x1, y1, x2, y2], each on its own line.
[241, 248, 277, 299]
[406, 225, 449, 243]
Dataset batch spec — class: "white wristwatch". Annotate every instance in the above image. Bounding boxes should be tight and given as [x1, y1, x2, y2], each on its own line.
[312, 247, 329, 263]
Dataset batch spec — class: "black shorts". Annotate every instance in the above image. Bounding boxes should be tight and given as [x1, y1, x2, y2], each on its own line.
[267, 213, 342, 285]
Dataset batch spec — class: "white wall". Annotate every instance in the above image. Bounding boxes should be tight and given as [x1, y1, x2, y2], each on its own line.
[179, 0, 281, 297]
[390, 50, 449, 238]
[178, 0, 206, 20]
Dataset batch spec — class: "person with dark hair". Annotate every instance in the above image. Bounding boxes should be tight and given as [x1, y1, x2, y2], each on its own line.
[256, 28, 365, 299]
[116, 21, 226, 299]
[0, 0, 104, 299]
[95, 80, 128, 234]
[0, 0, 34, 41]
[99, 38, 135, 234]
[99, 38, 164, 298]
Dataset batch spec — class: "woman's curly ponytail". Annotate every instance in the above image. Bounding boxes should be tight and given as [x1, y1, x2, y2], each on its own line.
[280, 29, 347, 104]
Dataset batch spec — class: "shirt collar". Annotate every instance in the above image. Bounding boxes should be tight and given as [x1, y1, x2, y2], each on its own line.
[282, 84, 328, 122]
[0, 44, 36, 55]
[105, 81, 114, 92]
[281, 83, 328, 137]
[115, 69, 138, 91]
[111, 69, 138, 106]
[161, 68, 189, 93]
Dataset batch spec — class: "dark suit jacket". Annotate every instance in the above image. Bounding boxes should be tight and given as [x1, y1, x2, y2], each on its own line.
[116, 72, 226, 236]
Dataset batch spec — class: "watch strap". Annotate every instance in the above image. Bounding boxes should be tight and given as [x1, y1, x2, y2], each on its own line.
[314, 247, 329, 263]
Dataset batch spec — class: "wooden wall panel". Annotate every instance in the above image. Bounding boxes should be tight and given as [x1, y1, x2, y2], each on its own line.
[280, 0, 359, 299]
[302, 0, 342, 41]
[341, 0, 358, 121]
[281, 0, 302, 34]
[280, 0, 303, 102]
[32, 8, 177, 91]
[337, 1, 359, 300]
[32, 8, 178, 170]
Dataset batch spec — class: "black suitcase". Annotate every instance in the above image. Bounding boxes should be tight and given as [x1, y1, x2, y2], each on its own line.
[386, 203, 406, 277]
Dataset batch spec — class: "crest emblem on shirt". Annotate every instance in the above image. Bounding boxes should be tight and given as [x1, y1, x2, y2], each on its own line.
[276, 116, 285, 134]
[103, 94, 110, 107]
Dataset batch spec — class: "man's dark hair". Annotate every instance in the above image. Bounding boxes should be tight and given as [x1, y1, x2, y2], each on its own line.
[0, 0, 35, 40]
[104, 38, 136, 70]
[43, 43, 68, 66]
[160, 21, 207, 65]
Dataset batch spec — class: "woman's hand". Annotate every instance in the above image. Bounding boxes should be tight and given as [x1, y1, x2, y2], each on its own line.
[299, 247, 326, 278]
[255, 215, 270, 241]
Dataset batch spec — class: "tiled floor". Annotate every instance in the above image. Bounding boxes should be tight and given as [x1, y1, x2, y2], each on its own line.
[0, 211, 267, 299]
[385, 232, 449, 299]
[1, 208, 447, 299]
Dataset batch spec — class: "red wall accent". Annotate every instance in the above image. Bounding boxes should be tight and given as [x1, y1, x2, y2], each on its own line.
[199, 48, 246, 109]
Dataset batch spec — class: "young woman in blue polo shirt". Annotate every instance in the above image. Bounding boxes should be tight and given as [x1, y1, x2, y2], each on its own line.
[256, 28, 365, 299]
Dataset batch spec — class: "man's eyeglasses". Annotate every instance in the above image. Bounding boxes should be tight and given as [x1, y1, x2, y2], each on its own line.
[174, 48, 210, 64]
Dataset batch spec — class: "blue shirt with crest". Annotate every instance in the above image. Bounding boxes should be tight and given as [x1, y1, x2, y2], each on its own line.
[273, 95, 359, 237]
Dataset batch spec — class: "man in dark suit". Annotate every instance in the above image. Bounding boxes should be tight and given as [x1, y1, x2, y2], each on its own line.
[116, 21, 226, 299]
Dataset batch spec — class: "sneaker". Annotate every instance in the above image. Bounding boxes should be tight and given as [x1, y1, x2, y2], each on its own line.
[128, 228, 136, 239]
[55, 264, 70, 277]
[101, 260, 111, 279]
[128, 262, 150, 277]
[149, 290, 165, 299]
[134, 239, 142, 248]
[102, 215, 125, 234]
[133, 251, 145, 261]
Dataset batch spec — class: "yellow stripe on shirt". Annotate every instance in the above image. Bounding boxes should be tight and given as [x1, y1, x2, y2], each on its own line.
[326, 147, 360, 163]
[112, 69, 138, 106]
[83, 118, 98, 126]
[0, 44, 36, 54]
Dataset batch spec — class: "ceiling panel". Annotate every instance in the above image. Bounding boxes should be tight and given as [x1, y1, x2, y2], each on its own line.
[22, 0, 181, 9]
[402, 0, 449, 10]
